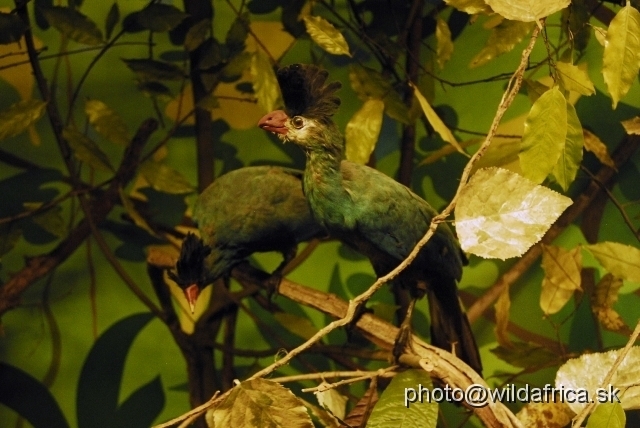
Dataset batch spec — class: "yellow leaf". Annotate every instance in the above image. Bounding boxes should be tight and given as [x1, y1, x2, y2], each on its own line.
[118, 187, 157, 237]
[455, 168, 571, 259]
[486, 0, 570, 22]
[250, 49, 280, 113]
[139, 160, 194, 194]
[436, 18, 454, 69]
[273, 313, 318, 340]
[585, 241, 640, 283]
[592, 273, 629, 333]
[444, 0, 491, 14]
[85, 99, 130, 145]
[0, 99, 47, 141]
[602, 4, 640, 109]
[455, 168, 572, 259]
[556, 61, 595, 96]
[621, 116, 640, 135]
[470, 20, 534, 68]
[556, 347, 640, 414]
[411, 82, 465, 155]
[315, 383, 348, 420]
[593, 25, 607, 46]
[519, 86, 567, 184]
[539, 245, 582, 315]
[551, 102, 584, 191]
[345, 99, 384, 164]
[517, 401, 575, 428]
[303, 15, 351, 57]
[494, 286, 512, 347]
[583, 129, 616, 169]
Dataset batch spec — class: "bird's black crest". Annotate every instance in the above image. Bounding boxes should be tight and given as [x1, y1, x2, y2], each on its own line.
[169, 233, 212, 288]
[277, 64, 341, 121]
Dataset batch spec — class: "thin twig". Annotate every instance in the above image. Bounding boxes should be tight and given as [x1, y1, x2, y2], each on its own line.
[572, 319, 640, 427]
[301, 366, 398, 393]
[272, 368, 396, 385]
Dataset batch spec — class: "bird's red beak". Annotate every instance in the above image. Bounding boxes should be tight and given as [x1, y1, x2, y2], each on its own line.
[183, 284, 200, 314]
[258, 110, 289, 135]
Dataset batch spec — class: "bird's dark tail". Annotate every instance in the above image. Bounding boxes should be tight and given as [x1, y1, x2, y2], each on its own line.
[425, 275, 482, 375]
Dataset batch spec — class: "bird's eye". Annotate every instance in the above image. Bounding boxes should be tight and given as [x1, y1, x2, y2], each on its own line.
[291, 116, 304, 129]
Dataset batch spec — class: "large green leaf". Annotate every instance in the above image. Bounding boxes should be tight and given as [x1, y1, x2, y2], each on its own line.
[0, 99, 47, 141]
[551, 102, 584, 191]
[586, 403, 625, 428]
[0, 363, 69, 428]
[85, 99, 130, 146]
[603, 4, 640, 109]
[77, 313, 158, 428]
[556, 61, 595, 96]
[519, 86, 567, 184]
[42, 6, 103, 45]
[368, 370, 437, 428]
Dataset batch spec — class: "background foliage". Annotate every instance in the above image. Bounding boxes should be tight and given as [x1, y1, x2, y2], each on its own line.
[0, 0, 639, 427]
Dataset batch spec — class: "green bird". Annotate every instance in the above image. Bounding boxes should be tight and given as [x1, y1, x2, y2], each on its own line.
[258, 64, 482, 374]
[170, 165, 325, 312]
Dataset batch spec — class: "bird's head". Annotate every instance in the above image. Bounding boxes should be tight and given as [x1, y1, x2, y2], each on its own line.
[168, 232, 213, 313]
[258, 64, 341, 148]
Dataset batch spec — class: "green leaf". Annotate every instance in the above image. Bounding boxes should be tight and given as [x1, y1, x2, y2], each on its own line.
[139, 160, 194, 194]
[136, 80, 172, 98]
[118, 187, 156, 237]
[436, 18, 454, 69]
[412, 83, 465, 154]
[42, 6, 103, 46]
[490, 342, 559, 368]
[519, 86, 567, 184]
[0, 12, 27, 45]
[136, 3, 187, 32]
[77, 313, 157, 428]
[185, 19, 210, 52]
[0, 99, 47, 141]
[585, 241, 640, 283]
[470, 20, 533, 68]
[206, 379, 313, 428]
[303, 15, 351, 57]
[552, 102, 584, 191]
[122, 58, 185, 81]
[105, 2, 119, 40]
[602, 4, 640, 109]
[556, 61, 595, 96]
[63, 127, 114, 172]
[31, 205, 67, 238]
[444, 0, 492, 14]
[226, 13, 249, 56]
[523, 79, 550, 104]
[273, 313, 317, 340]
[349, 64, 409, 124]
[0, 223, 21, 258]
[0, 363, 69, 428]
[368, 370, 437, 428]
[486, 0, 570, 22]
[85, 99, 130, 146]
[251, 49, 280, 113]
[345, 99, 384, 164]
[586, 403, 625, 428]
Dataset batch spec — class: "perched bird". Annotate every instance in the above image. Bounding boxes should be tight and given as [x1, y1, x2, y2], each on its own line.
[170, 166, 325, 312]
[258, 64, 482, 374]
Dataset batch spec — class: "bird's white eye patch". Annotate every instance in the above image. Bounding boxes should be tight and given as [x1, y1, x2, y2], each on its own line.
[291, 116, 304, 129]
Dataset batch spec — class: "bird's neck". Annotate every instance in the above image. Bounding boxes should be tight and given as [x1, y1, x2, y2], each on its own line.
[301, 122, 352, 228]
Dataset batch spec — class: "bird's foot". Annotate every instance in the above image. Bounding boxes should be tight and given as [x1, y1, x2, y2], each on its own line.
[392, 323, 415, 363]
[265, 272, 283, 301]
[345, 303, 372, 341]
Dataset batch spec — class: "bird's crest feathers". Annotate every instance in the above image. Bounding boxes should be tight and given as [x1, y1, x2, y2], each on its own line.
[169, 233, 212, 289]
[277, 64, 341, 121]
